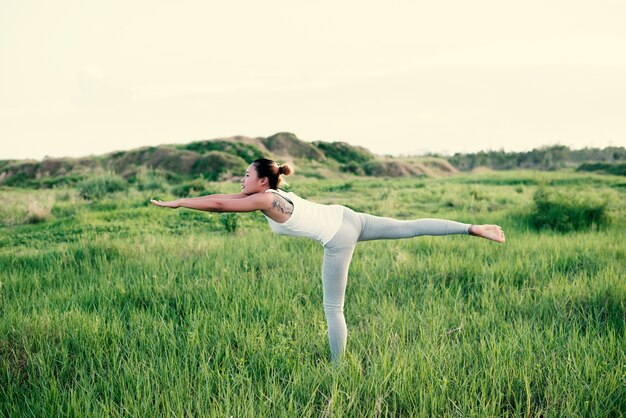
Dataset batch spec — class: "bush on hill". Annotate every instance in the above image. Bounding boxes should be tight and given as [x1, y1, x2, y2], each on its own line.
[107, 146, 158, 172]
[313, 141, 374, 164]
[106, 147, 199, 175]
[190, 151, 247, 181]
[0, 160, 14, 171]
[0, 161, 40, 187]
[177, 140, 264, 162]
[35, 174, 85, 189]
[1, 171, 33, 187]
[38, 158, 77, 177]
[146, 148, 200, 174]
[340, 161, 365, 176]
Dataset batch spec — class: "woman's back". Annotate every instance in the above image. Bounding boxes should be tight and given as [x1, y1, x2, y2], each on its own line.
[261, 188, 344, 246]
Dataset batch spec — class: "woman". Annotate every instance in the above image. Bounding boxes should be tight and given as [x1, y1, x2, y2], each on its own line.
[150, 158, 505, 363]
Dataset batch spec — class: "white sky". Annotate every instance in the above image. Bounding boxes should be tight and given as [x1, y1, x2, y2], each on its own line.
[1, 0, 625, 160]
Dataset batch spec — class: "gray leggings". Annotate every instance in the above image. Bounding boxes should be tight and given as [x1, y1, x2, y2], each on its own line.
[322, 206, 471, 363]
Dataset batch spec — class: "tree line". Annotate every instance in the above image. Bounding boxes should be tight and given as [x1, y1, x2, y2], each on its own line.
[427, 145, 626, 171]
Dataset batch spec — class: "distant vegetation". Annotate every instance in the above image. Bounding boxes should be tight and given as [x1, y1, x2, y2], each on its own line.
[576, 162, 626, 176]
[441, 144, 626, 171]
[1, 134, 624, 190]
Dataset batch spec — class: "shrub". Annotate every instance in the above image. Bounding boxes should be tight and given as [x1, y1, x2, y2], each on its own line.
[78, 172, 128, 200]
[313, 141, 374, 164]
[340, 161, 365, 176]
[131, 167, 168, 192]
[529, 185, 610, 231]
[469, 186, 487, 201]
[35, 174, 84, 189]
[170, 179, 214, 198]
[220, 213, 238, 233]
[576, 162, 626, 176]
[24, 202, 52, 224]
[2, 171, 33, 187]
[56, 191, 71, 201]
[190, 151, 247, 181]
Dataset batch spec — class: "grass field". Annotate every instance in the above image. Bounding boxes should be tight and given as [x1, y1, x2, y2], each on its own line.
[1, 169, 625, 417]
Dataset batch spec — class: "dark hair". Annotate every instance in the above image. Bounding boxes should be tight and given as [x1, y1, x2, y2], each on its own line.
[252, 158, 293, 189]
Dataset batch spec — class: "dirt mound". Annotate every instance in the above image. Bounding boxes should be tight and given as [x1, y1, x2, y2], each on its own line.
[375, 157, 460, 177]
[262, 132, 325, 160]
[421, 158, 458, 174]
[362, 160, 424, 177]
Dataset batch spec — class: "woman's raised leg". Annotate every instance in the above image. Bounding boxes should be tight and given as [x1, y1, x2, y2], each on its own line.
[356, 213, 471, 242]
[356, 212, 505, 243]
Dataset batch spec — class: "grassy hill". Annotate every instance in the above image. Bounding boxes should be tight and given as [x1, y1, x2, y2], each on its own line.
[0, 132, 457, 189]
[3, 134, 623, 190]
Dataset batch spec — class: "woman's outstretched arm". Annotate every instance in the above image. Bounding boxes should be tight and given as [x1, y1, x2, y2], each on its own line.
[149, 192, 246, 209]
[175, 192, 248, 205]
[150, 193, 272, 213]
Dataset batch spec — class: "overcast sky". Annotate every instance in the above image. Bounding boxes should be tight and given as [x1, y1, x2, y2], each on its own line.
[1, 0, 625, 160]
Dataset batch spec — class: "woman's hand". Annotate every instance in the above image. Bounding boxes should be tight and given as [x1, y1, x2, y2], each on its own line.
[150, 198, 180, 209]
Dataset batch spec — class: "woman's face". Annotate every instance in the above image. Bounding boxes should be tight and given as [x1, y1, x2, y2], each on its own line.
[240, 163, 267, 195]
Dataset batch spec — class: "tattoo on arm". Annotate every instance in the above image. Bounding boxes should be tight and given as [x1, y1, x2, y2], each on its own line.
[271, 195, 293, 215]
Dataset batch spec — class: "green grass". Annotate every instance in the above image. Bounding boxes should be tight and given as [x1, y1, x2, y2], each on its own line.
[1, 170, 625, 417]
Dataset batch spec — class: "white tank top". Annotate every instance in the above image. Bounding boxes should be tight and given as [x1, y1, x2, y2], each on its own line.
[262, 188, 344, 246]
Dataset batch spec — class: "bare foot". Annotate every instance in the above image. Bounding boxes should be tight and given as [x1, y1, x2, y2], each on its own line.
[468, 224, 505, 243]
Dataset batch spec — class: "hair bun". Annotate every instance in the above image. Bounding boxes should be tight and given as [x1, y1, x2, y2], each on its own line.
[278, 163, 293, 176]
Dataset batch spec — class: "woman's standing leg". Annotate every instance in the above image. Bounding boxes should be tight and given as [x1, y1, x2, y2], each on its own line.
[321, 207, 362, 363]
[322, 242, 356, 363]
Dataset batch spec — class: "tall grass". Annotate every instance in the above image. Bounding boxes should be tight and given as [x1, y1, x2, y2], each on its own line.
[1, 170, 624, 417]
[529, 184, 611, 231]
[77, 171, 128, 200]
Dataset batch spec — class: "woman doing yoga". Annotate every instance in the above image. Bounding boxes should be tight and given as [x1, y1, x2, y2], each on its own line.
[150, 158, 505, 363]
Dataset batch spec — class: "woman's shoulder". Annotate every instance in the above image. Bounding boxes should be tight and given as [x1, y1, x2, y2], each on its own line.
[265, 188, 294, 195]
[265, 188, 296, 203]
